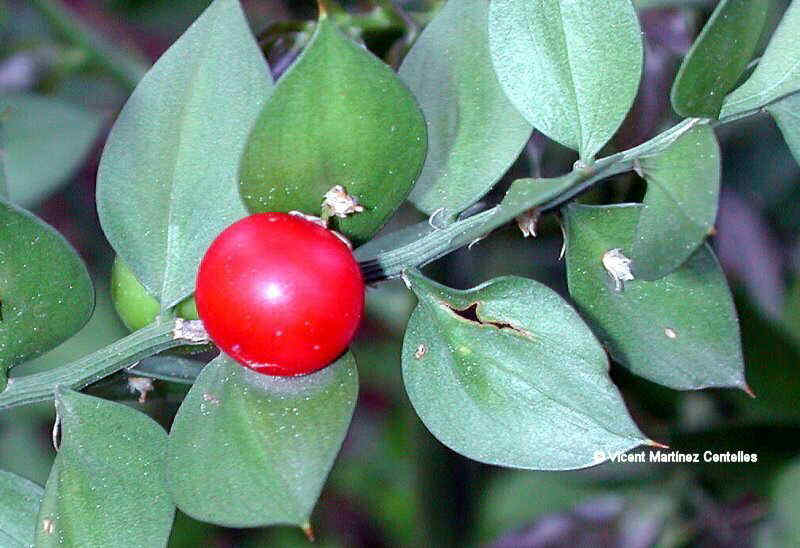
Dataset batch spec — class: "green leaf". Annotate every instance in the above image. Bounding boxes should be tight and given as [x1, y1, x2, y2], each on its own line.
[721, 2, 800, 118]
[166, 353, 358, 528]
[97, 0, 273, 310]
[36, 388, 174, 547]
[0, 470, 43, 548]
[498, 175, 575, 217]
[488, 0, 643, 161]
[401, 269, 648, 470]
[564, 203, 746, 390]
[239, 16, 427, 245]
[631, 124, 721, 279]
[398, 0, 532, 216]
[131, 355, 204, 384]
[0, 93, 103, 209]
[766, 92, 800, 166]
[0, 201, 94, 386]
[671, 0, 769, 119]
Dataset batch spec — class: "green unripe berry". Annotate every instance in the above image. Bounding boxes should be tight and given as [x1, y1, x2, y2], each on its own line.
[110, 256, 199, 331]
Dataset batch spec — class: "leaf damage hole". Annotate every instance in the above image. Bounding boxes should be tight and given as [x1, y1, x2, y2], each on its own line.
[444, 302, 531, 338]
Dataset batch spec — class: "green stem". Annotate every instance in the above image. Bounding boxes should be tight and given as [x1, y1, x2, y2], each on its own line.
[30, 0, 148, 91]
[0, 95, 774, 408]
[0, 319, 208, 410]
[358, 118, 707, 282]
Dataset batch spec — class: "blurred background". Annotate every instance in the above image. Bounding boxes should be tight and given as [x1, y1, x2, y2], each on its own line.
[1, 0, 799, 546]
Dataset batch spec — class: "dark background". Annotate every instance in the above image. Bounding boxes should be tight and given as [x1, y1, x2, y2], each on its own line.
[1, 0, 799, 546]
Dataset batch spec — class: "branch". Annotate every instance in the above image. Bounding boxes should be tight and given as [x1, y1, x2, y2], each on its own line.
[0, 319, 208, 410]
[0, 97, 775, 408]
[358, 118, 707, 282]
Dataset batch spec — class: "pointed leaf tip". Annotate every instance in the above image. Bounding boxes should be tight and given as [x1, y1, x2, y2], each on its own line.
[488, 0, 642, 160]
[564, 204, 746, 390]
[302, 522, 315, 542]
[167, 353, 357, 527]
[402, 272, 647, 470]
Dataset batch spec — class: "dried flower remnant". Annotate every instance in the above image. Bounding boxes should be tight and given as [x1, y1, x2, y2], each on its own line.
[321, 185, 365, 219]
[602, 248, 634, 291]
[128, 376, 154, 403]
[516, 208, 541, 238]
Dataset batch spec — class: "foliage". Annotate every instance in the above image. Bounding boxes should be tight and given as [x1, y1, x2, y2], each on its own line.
[36, 388, 174, 547]
[96, 0, 273, 309]
[1, 0, 799, 545]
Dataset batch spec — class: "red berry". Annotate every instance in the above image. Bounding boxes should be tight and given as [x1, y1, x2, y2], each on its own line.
[195, 212, 364, 376]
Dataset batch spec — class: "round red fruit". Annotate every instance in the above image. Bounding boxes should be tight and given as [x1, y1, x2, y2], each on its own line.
[195, 212, 364, 376]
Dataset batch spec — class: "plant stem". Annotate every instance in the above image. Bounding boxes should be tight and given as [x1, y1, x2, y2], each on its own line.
[30, 0, 148, 91]
[0, 319, 208, 410]
[358, 117, 707, 282]
[0, 97, 774, 407]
